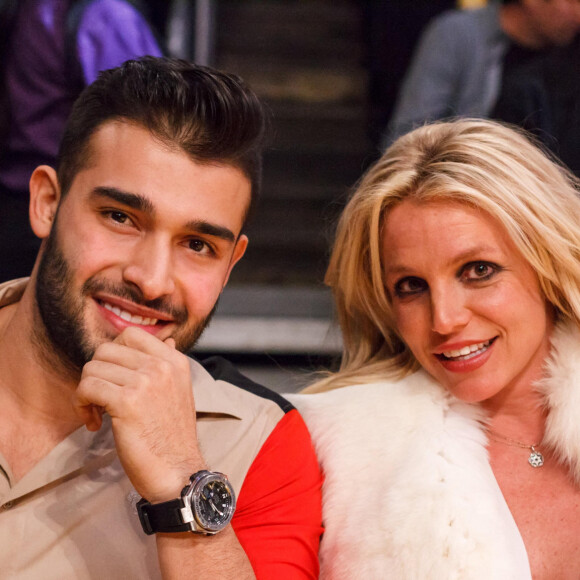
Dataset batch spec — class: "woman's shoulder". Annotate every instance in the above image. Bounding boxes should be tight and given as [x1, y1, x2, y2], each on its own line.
[287, 370, 449, 442]
[289, 369, 443, 408]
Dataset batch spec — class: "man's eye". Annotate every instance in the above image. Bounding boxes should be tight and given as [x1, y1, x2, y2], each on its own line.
[188, 239, 209, 253]
[108, 211, 130, 224]
[394, 276, 427, 297]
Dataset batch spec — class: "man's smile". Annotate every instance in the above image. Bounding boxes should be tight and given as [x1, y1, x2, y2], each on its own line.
[101, 301, 159, 326]
[94, 293, 175, 335]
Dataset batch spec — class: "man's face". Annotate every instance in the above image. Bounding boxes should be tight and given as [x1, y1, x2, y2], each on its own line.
[34, 121, 250, 372]
[523, 0, 580, 46]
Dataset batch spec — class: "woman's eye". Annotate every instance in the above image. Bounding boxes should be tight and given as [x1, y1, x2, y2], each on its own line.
[462, 262, 498, 281]
[394, 276, 427, 297]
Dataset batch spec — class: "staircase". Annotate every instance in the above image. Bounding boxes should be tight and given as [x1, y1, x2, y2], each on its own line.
[196, 0, 372, 362]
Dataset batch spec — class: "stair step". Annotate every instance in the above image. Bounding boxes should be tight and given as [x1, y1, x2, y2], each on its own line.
[211, 0, 370, 293]
[217, 0, 363, 65]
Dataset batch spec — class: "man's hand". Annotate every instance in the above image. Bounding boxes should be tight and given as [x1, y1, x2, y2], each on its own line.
[73, 326, 205, 503]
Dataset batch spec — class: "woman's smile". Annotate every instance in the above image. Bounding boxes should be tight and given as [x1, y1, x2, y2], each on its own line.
[381, 200, 554, 404]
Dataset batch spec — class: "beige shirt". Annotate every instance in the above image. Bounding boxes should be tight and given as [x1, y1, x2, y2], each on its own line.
[0, 280, 288, 579]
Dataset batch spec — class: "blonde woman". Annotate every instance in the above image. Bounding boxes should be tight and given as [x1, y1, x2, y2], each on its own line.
[289, 119, 580, 579]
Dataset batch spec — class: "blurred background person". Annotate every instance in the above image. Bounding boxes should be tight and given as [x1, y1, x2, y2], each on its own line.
[383, 0, 580, 148]
[290, 118, 580, 578]
[0, 0, 163, 282]
[492, 33, 580, 176]
[362, 0, 455, 150]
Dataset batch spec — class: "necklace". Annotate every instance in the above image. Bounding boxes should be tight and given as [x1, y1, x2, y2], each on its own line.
[487, 430, 544, 468]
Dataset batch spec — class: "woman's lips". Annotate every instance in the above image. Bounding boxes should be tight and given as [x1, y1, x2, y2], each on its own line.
[438, 338, 495, 361]
[434, 337, 497, 373]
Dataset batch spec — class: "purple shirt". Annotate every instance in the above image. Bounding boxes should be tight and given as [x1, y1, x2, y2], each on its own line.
[0, 0, 162, 194]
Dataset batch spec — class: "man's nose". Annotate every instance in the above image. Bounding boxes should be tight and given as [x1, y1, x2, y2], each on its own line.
[122, 237, 175, 300]
[430, 286, 471, 336]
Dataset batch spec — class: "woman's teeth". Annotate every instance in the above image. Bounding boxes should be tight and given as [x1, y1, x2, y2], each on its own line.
[442, 339, 492, 360]
[102, 302, 158, 326]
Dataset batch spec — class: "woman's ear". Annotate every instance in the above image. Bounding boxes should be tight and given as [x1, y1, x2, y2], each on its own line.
[29, 165, 61, 239]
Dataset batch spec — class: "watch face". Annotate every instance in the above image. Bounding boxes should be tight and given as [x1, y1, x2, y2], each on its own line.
[193, 476, 236, 532]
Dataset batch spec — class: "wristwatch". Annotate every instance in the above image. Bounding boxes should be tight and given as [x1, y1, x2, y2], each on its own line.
[137, 470, 236, 535]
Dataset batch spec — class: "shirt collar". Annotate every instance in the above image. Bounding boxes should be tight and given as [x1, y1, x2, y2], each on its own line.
[188, 358, 244, 419]
[0, 277, 28, 307]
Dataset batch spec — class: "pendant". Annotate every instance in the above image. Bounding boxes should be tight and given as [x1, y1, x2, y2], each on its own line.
[528, 447, 544, 468]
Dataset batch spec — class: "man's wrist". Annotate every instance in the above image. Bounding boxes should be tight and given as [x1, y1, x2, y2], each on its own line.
[142, 462, 208, 504]
[138, 470, 236, 535]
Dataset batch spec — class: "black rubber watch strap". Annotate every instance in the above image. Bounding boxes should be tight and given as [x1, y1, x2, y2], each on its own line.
[137, 497, 191, 535]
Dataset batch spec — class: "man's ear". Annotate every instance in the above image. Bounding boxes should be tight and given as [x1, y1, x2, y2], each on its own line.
[222, 234, 248, 289]
[29, 165, 61, 239]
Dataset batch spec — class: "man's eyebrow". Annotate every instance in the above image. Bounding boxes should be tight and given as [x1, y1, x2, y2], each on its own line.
[91, 186, 236, 242]
[185, 220, 236, 243]
[90, 186, 154, 214]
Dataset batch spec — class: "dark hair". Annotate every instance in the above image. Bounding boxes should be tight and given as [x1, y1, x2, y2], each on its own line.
[57, 56, 269, 221]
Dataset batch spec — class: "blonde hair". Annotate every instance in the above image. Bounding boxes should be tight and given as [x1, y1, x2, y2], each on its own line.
[305, 118, 580, 393]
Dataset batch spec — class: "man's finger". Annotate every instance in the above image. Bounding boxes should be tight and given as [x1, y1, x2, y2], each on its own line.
[91, 341, 149, 370]
[74, 375, 126, 418]
[113, 326, 176, 357]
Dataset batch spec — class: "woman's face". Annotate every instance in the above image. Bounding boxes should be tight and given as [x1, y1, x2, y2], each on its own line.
[381, 200, 554, 406]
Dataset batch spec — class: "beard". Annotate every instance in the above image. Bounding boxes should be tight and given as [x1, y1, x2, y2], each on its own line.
[34, 219, 214, 375]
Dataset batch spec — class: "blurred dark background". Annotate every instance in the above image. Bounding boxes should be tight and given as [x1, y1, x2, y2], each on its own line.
[151, 0, 458, 391]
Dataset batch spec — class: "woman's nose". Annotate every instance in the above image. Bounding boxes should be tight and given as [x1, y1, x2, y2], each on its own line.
[430, 286, 471, 336]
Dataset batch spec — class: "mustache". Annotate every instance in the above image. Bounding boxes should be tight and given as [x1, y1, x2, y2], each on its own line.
[82, 278, 188, 324]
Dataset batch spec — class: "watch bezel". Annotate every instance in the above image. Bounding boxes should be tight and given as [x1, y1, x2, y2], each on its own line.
[182, 470, 236, 534]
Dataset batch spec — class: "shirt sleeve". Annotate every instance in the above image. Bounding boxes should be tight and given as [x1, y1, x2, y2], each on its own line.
[232, 408, 323, 580]
[76, 0, 163, 85]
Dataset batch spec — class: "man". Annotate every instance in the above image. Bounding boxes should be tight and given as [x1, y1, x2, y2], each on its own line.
[384, 0, 580, 147]
[492, 34, 580, 176]
[0, 57, 322, 578]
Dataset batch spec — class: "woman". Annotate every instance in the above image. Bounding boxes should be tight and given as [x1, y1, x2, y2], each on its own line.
[288, 118, 580, 579]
